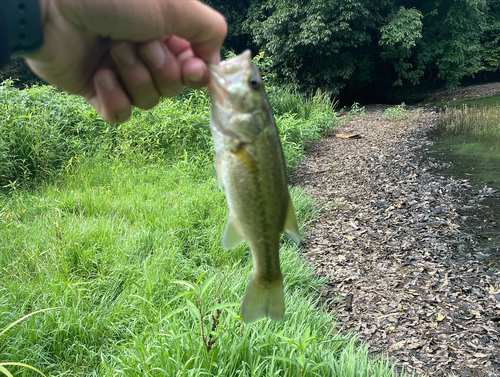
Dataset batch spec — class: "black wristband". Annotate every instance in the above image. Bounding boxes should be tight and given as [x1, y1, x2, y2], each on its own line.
[5, 0, 43, 55]
[0, 1, 10, 67]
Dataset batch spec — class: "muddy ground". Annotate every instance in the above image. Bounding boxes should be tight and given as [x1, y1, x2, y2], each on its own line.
[292, 83, 500, 376]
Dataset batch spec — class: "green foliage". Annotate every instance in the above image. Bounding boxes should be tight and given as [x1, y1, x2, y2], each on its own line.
[114, 89, 213, 161]
[202, 0, 253, 54]
[348, 102, 366, 118]
[245, 0, 388, 94]
[0, 71, 335, 189]
[0, 81, 111, 189]
[481, 0, 500, 69]
[382, 103, 407, 119]
[203, 0, 500, 95]
[0, 83, 401, 376]
[418, 0, 489, 87]
[380, 7, 424, 86]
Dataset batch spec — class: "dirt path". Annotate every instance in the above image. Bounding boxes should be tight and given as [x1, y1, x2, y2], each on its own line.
[292, 104, 500, 376]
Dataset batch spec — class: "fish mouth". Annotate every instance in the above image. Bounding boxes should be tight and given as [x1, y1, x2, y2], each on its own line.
[208, 50, 252, 105]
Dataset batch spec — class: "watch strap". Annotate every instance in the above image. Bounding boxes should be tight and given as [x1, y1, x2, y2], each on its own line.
[5, 0, 44, 55]
[0, 0, 11, 67]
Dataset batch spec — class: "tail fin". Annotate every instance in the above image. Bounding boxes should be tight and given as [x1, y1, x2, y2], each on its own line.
[241, 275, 285, 323]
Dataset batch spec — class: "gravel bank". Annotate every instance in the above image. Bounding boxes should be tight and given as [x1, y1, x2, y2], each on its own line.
[292, 106, 500, 376]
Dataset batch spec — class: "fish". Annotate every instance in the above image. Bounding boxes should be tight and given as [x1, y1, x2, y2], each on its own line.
[208, 50, 301, 323]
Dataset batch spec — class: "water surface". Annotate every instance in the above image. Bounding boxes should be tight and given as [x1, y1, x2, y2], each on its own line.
[436, 94, 500, 107]
[428, 101, 500, 265]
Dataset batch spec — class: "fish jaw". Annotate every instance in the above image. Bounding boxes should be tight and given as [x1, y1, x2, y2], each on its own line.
[208, 50, 252, 106]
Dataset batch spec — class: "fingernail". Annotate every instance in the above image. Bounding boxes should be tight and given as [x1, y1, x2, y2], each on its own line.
[188, 69, 204, 83]
[142, 41, 166, 68]
[114, 42, 136, 66]
[97, 71, 115, 91]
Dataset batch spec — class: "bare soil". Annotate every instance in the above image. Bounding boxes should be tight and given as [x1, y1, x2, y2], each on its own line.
[292, 85, 500, 377]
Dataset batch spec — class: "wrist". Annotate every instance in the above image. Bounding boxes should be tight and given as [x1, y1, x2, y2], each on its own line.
[6, 0, 44, 56]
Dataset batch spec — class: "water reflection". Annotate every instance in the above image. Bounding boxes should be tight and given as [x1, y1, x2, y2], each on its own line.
[428, 103, 500, 265]
[436, 94, 500, 107]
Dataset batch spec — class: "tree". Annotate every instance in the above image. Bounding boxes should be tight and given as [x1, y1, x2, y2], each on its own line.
[206, 0, 500, 97]
[379, 6, 424, 86]
[417, 0, 488, 87]
[245, 0, 392, 94]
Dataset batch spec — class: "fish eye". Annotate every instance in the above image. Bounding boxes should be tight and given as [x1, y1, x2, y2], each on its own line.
[249, 77, 261, 91]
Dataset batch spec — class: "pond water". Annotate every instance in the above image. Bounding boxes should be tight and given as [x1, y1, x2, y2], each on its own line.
[428, 98, 500, 265]
[436, 94, 500, 107]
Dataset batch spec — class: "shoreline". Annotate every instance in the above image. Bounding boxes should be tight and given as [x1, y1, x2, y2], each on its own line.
[293, 104, 500, 376]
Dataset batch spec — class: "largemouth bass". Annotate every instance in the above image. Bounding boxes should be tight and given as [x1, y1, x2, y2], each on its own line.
[208, 50, 300, 323]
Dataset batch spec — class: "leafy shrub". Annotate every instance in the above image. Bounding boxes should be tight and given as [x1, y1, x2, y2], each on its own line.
[382, 103, 407, 119]
[1, 76, 337, 189]
[114, 89, 213, 161]
[0, 81, 110, 188]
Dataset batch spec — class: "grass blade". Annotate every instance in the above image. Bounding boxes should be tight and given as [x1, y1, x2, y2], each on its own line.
[0, 363, 47, 377]
[0, 307, 63, 339]
[0, 365, 13, 377]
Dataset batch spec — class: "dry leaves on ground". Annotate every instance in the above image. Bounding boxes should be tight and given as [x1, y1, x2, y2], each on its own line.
[293, 106, 500, 377]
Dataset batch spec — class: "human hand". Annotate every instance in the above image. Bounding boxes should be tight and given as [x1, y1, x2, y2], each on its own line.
[24, 0, 227, 123]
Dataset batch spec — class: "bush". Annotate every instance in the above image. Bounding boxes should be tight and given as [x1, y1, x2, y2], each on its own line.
[0, 58, 43, 88]
[1, 73, 337, 190]
[0, 81, 110, 188]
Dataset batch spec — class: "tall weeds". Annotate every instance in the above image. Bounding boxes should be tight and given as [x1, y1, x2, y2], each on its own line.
[0, 79, 336, 189]
[441, 105, 500, 136]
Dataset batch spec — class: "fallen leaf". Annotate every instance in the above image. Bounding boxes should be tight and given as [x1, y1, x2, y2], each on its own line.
[335, 133, 364, 139]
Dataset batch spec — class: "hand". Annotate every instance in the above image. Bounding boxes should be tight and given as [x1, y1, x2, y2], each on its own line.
[24, 0, 227, 123]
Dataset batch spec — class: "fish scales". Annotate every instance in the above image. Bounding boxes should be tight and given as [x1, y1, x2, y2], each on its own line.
[208, 50, 300, 323]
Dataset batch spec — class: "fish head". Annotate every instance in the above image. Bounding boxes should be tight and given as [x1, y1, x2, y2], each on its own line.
[209, 50, 269, 143]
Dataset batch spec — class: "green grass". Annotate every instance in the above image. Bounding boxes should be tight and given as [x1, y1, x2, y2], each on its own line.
[0, 81, 401, 376]
[440, 104, 500, 136]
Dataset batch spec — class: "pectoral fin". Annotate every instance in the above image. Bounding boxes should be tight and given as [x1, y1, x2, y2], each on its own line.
[283, 197, 300, 245]
[222, 218, 244, 250]
[214, 155, 223, 190]
[233, 148, 258, 175]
